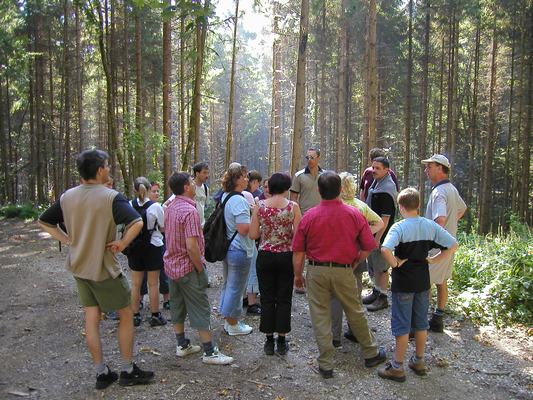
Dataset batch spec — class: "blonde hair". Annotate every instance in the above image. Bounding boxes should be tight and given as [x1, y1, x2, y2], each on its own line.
[134, 176, 151, 202]
[397, 187, 420, 211]
[339, 172, 357, 201]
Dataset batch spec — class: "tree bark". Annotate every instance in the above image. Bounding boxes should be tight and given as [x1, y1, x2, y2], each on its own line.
[403, 0, 413, 187]
[162, 1, 172, 198]
[225, 0, 239, 168]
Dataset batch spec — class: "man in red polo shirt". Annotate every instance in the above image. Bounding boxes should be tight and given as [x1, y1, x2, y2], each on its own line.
[292, 171, 386, 379]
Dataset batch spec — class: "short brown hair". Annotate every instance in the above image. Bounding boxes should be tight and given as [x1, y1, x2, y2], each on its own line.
[222, 165, 247, 192]
[397, 187, 420, 211]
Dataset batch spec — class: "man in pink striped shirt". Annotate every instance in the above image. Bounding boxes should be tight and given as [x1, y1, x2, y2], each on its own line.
[164, 172, 233, 365]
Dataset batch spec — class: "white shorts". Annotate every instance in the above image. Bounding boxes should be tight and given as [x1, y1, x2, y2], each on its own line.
[428, 249, 454, 284]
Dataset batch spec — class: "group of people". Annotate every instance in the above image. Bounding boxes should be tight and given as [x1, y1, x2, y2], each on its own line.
[38, 145, 466, 389]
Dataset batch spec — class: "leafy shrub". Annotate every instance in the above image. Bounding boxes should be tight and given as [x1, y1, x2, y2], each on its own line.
[450, 224, 533, 327]
[0, 203, 44, 220]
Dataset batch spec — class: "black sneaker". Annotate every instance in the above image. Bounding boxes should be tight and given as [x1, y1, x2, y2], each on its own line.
[163, 301, 170, 310]
[276, 339, 289, 355]
[362, 288, 379, 305]
[429, 313, 444, 333]
[344, 331, 359, 343]
[366, 294, 389, 312]
[318, 367, 333, 379]
[95, 367, 118, 390]
[149, 312, 167, 327]
[247, 304, 261, 315]
[264, 339, 275, 356]
[332, 340, 342, 349]
[364, 347, 386, 368]
[118, 363, 154, 386]
[133, 314, 142, 327]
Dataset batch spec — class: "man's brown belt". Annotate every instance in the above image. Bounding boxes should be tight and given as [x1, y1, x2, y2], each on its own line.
[308, 260, 351, 268]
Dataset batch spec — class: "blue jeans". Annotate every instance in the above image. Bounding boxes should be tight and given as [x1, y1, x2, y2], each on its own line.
[220, 249, 252, 318]
[246, 246, 259, 294]
[391, 290, 430, 336]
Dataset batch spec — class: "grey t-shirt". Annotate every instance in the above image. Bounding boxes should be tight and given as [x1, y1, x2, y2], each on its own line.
[290, 167, 323, 214]
[425, 181, 467, 237]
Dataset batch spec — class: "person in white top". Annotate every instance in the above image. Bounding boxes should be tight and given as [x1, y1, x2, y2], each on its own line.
[192, 162, 210, 227]
[127, 177, 167, 328]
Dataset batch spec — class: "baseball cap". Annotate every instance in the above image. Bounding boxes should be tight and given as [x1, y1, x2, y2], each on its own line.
[421, 154, 450, 168]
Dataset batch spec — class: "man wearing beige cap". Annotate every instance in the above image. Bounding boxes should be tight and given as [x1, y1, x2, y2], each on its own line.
[421, 154, 466, 332]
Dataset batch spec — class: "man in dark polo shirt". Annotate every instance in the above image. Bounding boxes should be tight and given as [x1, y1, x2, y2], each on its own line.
[290, 147, 324, 214]
[38, 149, 154, 389]
[292, 171, 386, 379]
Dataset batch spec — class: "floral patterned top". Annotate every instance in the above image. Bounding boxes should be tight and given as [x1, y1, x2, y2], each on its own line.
[257, 200, 296, 253]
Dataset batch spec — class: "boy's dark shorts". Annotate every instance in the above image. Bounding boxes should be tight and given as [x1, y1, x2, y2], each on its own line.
[391, 290, 430, 336]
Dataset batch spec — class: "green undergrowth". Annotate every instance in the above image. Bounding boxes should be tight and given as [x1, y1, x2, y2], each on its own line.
[0, 203, 44, 220]
[449, 223, 533, 327]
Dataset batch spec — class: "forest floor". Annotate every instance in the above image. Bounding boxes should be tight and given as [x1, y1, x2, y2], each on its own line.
[1, 219, 532, 400]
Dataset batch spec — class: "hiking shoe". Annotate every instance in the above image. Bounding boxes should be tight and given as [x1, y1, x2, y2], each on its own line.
[95, 367, 118, 390]
[149, 313, 167, 327]
[247, 304, 261, 315]
[362, 288, 379, 305]
[332, 340, 342, 349]
[264, 339, 275, 355]
[366, 294, 388, 312]
[276, 340, 289, 355]
[163, 301, 170, 310]
[294, 287, 306, 295]
[133, 314, 142, 327]
[224, 321, 253, 336]
[118, 363, 154, 386]
[176, 341, 202, 357]
[378, 362, 406, 382]
[344, 331, 358, 343]
[408, 356, 427, 376]
[429, 313, 444, 333]
[202, 347, 234, 365]
[364, 347, 386, 368]
[318, 367, 333, 379]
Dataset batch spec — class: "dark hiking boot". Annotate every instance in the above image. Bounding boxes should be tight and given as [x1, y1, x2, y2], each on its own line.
[429, 313, 444, 333]
[247, 304, 262, 315]
[318, 367, 333, 379]
[362, 288, 379, 305]
[366, 294, 389, 312]
[408, 356, 427, 376]
[118, 363, 154, 386]
[264, 339, 275, 356]
[332, 340, 342, 349]
[365, 347, 386, 368]
[344, 330, 359, 343]
[149, 312, 167, 327]
[133, 313, 142, 327]
[378, 362, 406, 382]
[276, 339, 289, 355]
[95, 367, 118, 390]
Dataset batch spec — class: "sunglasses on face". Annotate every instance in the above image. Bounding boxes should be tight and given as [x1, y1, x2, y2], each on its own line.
[305, 155, 317, 160]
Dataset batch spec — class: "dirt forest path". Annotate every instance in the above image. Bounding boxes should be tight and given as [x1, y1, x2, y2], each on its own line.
[1, 219, 532, 400]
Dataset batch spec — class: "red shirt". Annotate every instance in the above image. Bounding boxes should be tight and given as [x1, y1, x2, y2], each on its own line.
[163, 195, 205, 280]
[292, 199, 376, 264]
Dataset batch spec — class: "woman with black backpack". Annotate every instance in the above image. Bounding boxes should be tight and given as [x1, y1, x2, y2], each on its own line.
[126, 177, 167, 327]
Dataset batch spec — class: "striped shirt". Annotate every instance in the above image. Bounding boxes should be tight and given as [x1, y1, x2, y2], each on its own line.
[163, 195, 205, 281]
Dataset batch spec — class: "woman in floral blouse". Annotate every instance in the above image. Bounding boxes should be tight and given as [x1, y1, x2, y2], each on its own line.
[250, 173, 302, 356]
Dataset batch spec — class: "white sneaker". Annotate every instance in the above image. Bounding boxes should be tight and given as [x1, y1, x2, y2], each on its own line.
[202, 347, 234, 365]
[176, 342, 202, 357]
[224, 320, 253, 336]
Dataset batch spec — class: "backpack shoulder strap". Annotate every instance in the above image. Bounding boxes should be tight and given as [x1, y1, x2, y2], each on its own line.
[221, 191, 242, 208]
[204, 183, 208, 197]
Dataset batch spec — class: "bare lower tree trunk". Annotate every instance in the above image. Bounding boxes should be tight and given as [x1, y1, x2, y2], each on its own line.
[225, 0, 239, 168]
[418, 0, 430, 209]
[290, 0, 309, 176]
[403, 0, 413, 187]
[366, 0, 378, 158]
[336, 0, 348, 172]
[162, 1, 171, 198]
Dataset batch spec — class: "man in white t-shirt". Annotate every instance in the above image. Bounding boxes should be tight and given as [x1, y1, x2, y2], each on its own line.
[193, 162, 210, 227]
[422, 154, 467, 333]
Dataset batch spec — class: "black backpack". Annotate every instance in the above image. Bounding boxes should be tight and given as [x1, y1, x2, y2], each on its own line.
[203, 192, 242, 262]
[123, 199, 156, 255]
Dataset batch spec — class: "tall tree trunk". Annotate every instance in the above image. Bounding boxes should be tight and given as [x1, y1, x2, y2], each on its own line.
[503, 27, 516, 228]
[179, 14, 186, 158]
[418, 0, 430, 209]
[75, 2, 83, 152]
[270, 1, 282, 175]
[0, 78, 7, 203]
[135, 8, 144, 177]
[35, 11, 46, 203]
[336, 0, 348, 172]
[403, 0, 413, 187]
[437, 33, 445, 153]
[182, 0, 209, 170]
[366, 0, 378, 163]
[479, 25, 498, 234]
[290, 0, 309, 176]
[62, 0, 71, 191]
[162, 1, 171, 198]
[225, 0, 239, 168]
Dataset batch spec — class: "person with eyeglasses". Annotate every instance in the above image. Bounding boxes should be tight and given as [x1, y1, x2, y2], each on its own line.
[289, 148, 324, 294]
